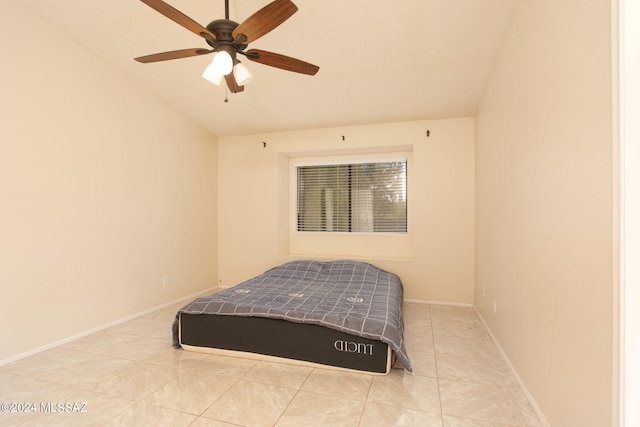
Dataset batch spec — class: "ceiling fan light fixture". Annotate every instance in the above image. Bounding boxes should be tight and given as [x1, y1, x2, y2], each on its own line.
[136, 0, 319, 94]
[210, 48, 234, 75]
[202, 63, 224, 85]
[233, 61, 254, 86]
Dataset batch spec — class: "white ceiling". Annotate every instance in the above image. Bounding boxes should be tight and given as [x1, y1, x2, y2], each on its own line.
[16, 0, 515, 137]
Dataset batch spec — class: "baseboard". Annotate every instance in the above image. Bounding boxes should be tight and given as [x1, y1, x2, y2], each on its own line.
[406, 299, 549, 425]
[404, 298, 474, 307]
[474, 307, 551, 427]
[0, 287, 217, 367]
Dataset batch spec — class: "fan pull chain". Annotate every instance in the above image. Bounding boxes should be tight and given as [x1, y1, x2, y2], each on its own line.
[224, 85, 229, 103]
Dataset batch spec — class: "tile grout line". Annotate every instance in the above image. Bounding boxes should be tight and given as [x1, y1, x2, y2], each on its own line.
[269, 366, 314, 427]
[428, 304, 447, 427]
[357, 369, 376, 426]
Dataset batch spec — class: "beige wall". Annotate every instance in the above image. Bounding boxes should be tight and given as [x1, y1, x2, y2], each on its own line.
[0, 1, 218, 362]
[475, 1, 613, 426]
[218, 118, 475, 302]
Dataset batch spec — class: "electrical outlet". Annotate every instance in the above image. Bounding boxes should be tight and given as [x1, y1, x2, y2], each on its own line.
[162, 275, 169, 286]
[481, 287, 486, 297]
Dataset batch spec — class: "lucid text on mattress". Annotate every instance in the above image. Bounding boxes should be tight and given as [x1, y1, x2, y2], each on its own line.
[333, 340, 374, 355]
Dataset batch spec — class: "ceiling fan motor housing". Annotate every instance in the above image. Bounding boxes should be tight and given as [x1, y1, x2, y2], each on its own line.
[206, 19, 238, 43]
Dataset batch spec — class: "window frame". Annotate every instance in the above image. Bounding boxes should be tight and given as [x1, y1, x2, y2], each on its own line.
[293, 155, 409, 236]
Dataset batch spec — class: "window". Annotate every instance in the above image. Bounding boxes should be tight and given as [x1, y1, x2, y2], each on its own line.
[296, 159, 407, 233]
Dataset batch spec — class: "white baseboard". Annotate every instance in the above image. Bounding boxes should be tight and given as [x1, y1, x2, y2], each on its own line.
[0, 287, 217, 367]
[474, 307, 551, 427]
[404, 298, 474, 307]
[406, 299, 549, 425]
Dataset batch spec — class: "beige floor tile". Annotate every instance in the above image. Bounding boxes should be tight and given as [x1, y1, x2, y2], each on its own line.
[108, 316, 170, 337]
[202, 379, 296, 426]
[403, 315, 432, 329]
[190, 354, 257, 379]
[146, 347, 210, 370]
[39, 354, 135, 389]
[510, 386, 545, 427]
[1, 347, 92, 379]
[432, 317, 484, 340]
[101, 336, 171, 361]
[430, 305, 477, 322]
[189, 417, 238, 426]
[301, 368, 373, 401]
[407, 351, 438, 378]
[443, 414, 520, 427]
[275, 390, 364, 427]
[439, 379, 525, 425]
[361, 402, 443, 427]
[94, 362, 178, 401]
[0, 408, 39, 425]
[474, 319, 495, 344]
[403, 302, 432, 315]
[403, 304, 433, 330]
[436, 350, 513, 386]
[404, 327, 437, 378]
[61, 329, 139, 354]
[145, 370, 237, 415]
[0, 372, 79, 401]
[138, 305, 183, 322]
[0, 373, 80, 425]
[243, 361, 312, 389]
[20, 390, 134, 426]
[105, 401, 196, 426]
[149, 327, 171, 339]
[368, 369, 441, 413]
[2, 348, 134, 389]
[405, 327, 435, 352]
[434, 334, 491, 359]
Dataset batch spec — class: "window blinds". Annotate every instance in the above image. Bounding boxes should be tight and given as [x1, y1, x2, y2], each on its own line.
[296, 161, 407, 233]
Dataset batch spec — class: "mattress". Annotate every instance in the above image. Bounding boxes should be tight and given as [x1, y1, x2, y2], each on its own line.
[172, 260, 412, 374]
[178, 313, 393, 374]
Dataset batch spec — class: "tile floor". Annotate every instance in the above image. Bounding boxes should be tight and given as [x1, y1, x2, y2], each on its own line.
[0, 301, 544, 426]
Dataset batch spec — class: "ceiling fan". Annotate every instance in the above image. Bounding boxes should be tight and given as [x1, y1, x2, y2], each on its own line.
[134, 0, 319, 93]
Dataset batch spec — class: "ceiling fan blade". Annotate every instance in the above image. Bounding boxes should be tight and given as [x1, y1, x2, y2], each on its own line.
[139, 0, 216, 43]
[135, 48, 213, 63]
[232, 0, 298, 44]
[225, 74, 245, 93]
[245, 49, 319, 75]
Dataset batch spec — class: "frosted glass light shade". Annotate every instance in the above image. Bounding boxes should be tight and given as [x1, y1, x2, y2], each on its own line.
[233, 62, 254, 85]
[211, 50, 233, 75]
[202, 63, 223, 85]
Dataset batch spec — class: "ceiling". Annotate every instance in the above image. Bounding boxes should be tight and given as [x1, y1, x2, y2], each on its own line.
[16, 0, 515, 137]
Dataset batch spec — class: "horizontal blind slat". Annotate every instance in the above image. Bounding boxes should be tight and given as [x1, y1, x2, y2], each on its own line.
[297, 161, 407, 233]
